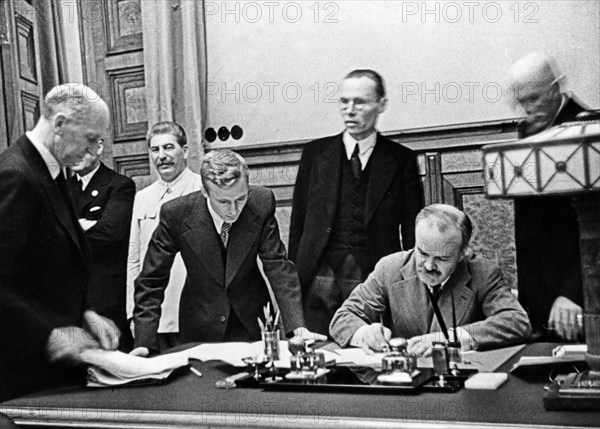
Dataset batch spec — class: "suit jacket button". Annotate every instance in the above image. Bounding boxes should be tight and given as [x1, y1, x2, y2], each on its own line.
[220, 315, 227, 323]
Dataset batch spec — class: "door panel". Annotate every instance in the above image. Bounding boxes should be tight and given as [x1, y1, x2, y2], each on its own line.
[79, 0, 150, 189]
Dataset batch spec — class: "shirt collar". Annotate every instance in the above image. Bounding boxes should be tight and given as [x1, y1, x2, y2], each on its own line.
[342, 130, 377, 160]
[26, 131, 61, 179]
[206, 197, 225, 233]
[76, 164, 101, 190]
[552, 93, 569, 124]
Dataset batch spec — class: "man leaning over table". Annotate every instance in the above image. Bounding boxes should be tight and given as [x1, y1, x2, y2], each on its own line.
[330, 204, 531, 356]
[133, 149, 325, 354]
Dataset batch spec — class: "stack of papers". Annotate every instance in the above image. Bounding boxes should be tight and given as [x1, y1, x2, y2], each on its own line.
[81, 349, 189, 387]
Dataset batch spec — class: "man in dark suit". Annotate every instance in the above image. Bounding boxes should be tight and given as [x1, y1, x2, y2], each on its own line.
[330, 204, 531, 354]
[0, 84, 120, 401]
[508, 52, 590, 341]
[69, 141, 135, 351]
[134, 150, 324, 353]
[289, 69, 423, 335]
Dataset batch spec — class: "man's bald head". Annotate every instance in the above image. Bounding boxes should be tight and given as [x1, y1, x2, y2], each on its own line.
[508, 53, 563, 136]
[34, 83, 110, 167]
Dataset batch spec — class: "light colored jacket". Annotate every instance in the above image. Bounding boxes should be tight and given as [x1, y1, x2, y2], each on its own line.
[126, 168, 203, 332]
[330, 250, 531, 350]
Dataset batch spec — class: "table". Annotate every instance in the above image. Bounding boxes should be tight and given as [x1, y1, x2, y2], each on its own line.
[1, 343, 598, 428]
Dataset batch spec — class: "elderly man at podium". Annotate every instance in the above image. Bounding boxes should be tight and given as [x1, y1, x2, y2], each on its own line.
[508, 52, 590, 342]
[330, 204, 531, 355]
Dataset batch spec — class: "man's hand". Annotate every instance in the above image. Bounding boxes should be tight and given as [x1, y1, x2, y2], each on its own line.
[287, 327, 327, 354]
[407, 332, 448, 357]
[548, 296, 583, 341]
[289, 327, 327, 343]
[350, 323, 392, 354]
[83, 310, 120, 350]
[45, 326, 100, 364]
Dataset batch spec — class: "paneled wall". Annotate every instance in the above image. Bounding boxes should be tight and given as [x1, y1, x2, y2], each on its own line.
[79, 0, 151, 189]
[234, 119, 520, 290]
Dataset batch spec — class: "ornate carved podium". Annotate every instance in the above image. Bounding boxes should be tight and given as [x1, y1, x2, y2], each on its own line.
[483, 117, 600, 410]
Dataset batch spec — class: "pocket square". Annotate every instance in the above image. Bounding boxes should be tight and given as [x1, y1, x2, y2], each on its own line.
[90, 206, 102, 212]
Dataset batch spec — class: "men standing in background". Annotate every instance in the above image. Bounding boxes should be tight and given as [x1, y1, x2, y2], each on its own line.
[127, 122, 203, 350]
[508, 52, 589, 341]
[70, 141, 135, 351]
[289, 69, 423, 335]
[0, 84, 119, 401]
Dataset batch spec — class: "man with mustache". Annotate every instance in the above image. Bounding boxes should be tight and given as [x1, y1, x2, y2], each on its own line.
[330, 204, 531, 355]
[508, 53, 591, 342]
[289, 69, 423, 336]
[127, 122, 202, 350]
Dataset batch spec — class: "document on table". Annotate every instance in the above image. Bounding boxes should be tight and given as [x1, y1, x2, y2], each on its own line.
[185, 341, 341, 368]
[334, 344, 525, 372]
[81, 349, 189, 387]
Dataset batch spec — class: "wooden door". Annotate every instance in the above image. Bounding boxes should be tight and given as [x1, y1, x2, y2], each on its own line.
[79, 0, 151, 189]
[0, 0, 42, 150]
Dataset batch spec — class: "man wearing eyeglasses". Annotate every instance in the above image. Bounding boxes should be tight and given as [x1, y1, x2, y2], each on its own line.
[289, 69, 423, 336]
[508, 53, 591, 342]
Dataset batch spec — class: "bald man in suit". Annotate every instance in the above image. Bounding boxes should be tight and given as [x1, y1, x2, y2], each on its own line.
[508, 52, 590, 341]
[0, 84, 119, 401]
[330, 204, 530, 355]
[69, 142, 135, 351]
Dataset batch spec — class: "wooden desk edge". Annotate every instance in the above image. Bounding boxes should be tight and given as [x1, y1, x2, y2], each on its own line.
[2, 406, 592, 429]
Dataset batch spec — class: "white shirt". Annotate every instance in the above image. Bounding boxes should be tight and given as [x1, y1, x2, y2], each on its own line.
[206, 198, 226, 234]
[342, 130, 377, 170]
[76, 164, 101, 190]
[26, 131, 61, 179]
[126, 167, 203, 332]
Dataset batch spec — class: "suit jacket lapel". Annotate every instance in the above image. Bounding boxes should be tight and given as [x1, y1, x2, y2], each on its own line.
[366, 135, 399, 224]
[396, 261, 430, 334]
[225, 199, 261, 288]
[19, 137, 85, 257]
[432, 259, 473, 333]
[182, 194, 225, 285]
[313, 134, 343, 223]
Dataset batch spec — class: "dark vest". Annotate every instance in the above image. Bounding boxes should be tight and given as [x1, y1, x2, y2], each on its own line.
[323, 154, 371, 274]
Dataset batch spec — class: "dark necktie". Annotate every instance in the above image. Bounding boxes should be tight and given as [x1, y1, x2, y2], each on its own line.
[220, 222, 232, 248]
[350, 143, 362, 180]
[55, 171, 71, 204]
[426, 284, 443, 331]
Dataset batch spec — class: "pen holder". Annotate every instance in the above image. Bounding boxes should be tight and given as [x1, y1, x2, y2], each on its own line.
[262, 329, 280, 361]
[447, 341, 462, 368]
[431, 342, 449, 376]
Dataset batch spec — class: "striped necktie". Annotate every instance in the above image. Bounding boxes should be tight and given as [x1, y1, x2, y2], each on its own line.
[220, 222, 232, 248]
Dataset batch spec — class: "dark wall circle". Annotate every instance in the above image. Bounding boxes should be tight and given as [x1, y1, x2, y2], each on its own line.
[218, 126, 230, 141]
[204, 128, 217, 143]
[231, 125, 243, 140]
